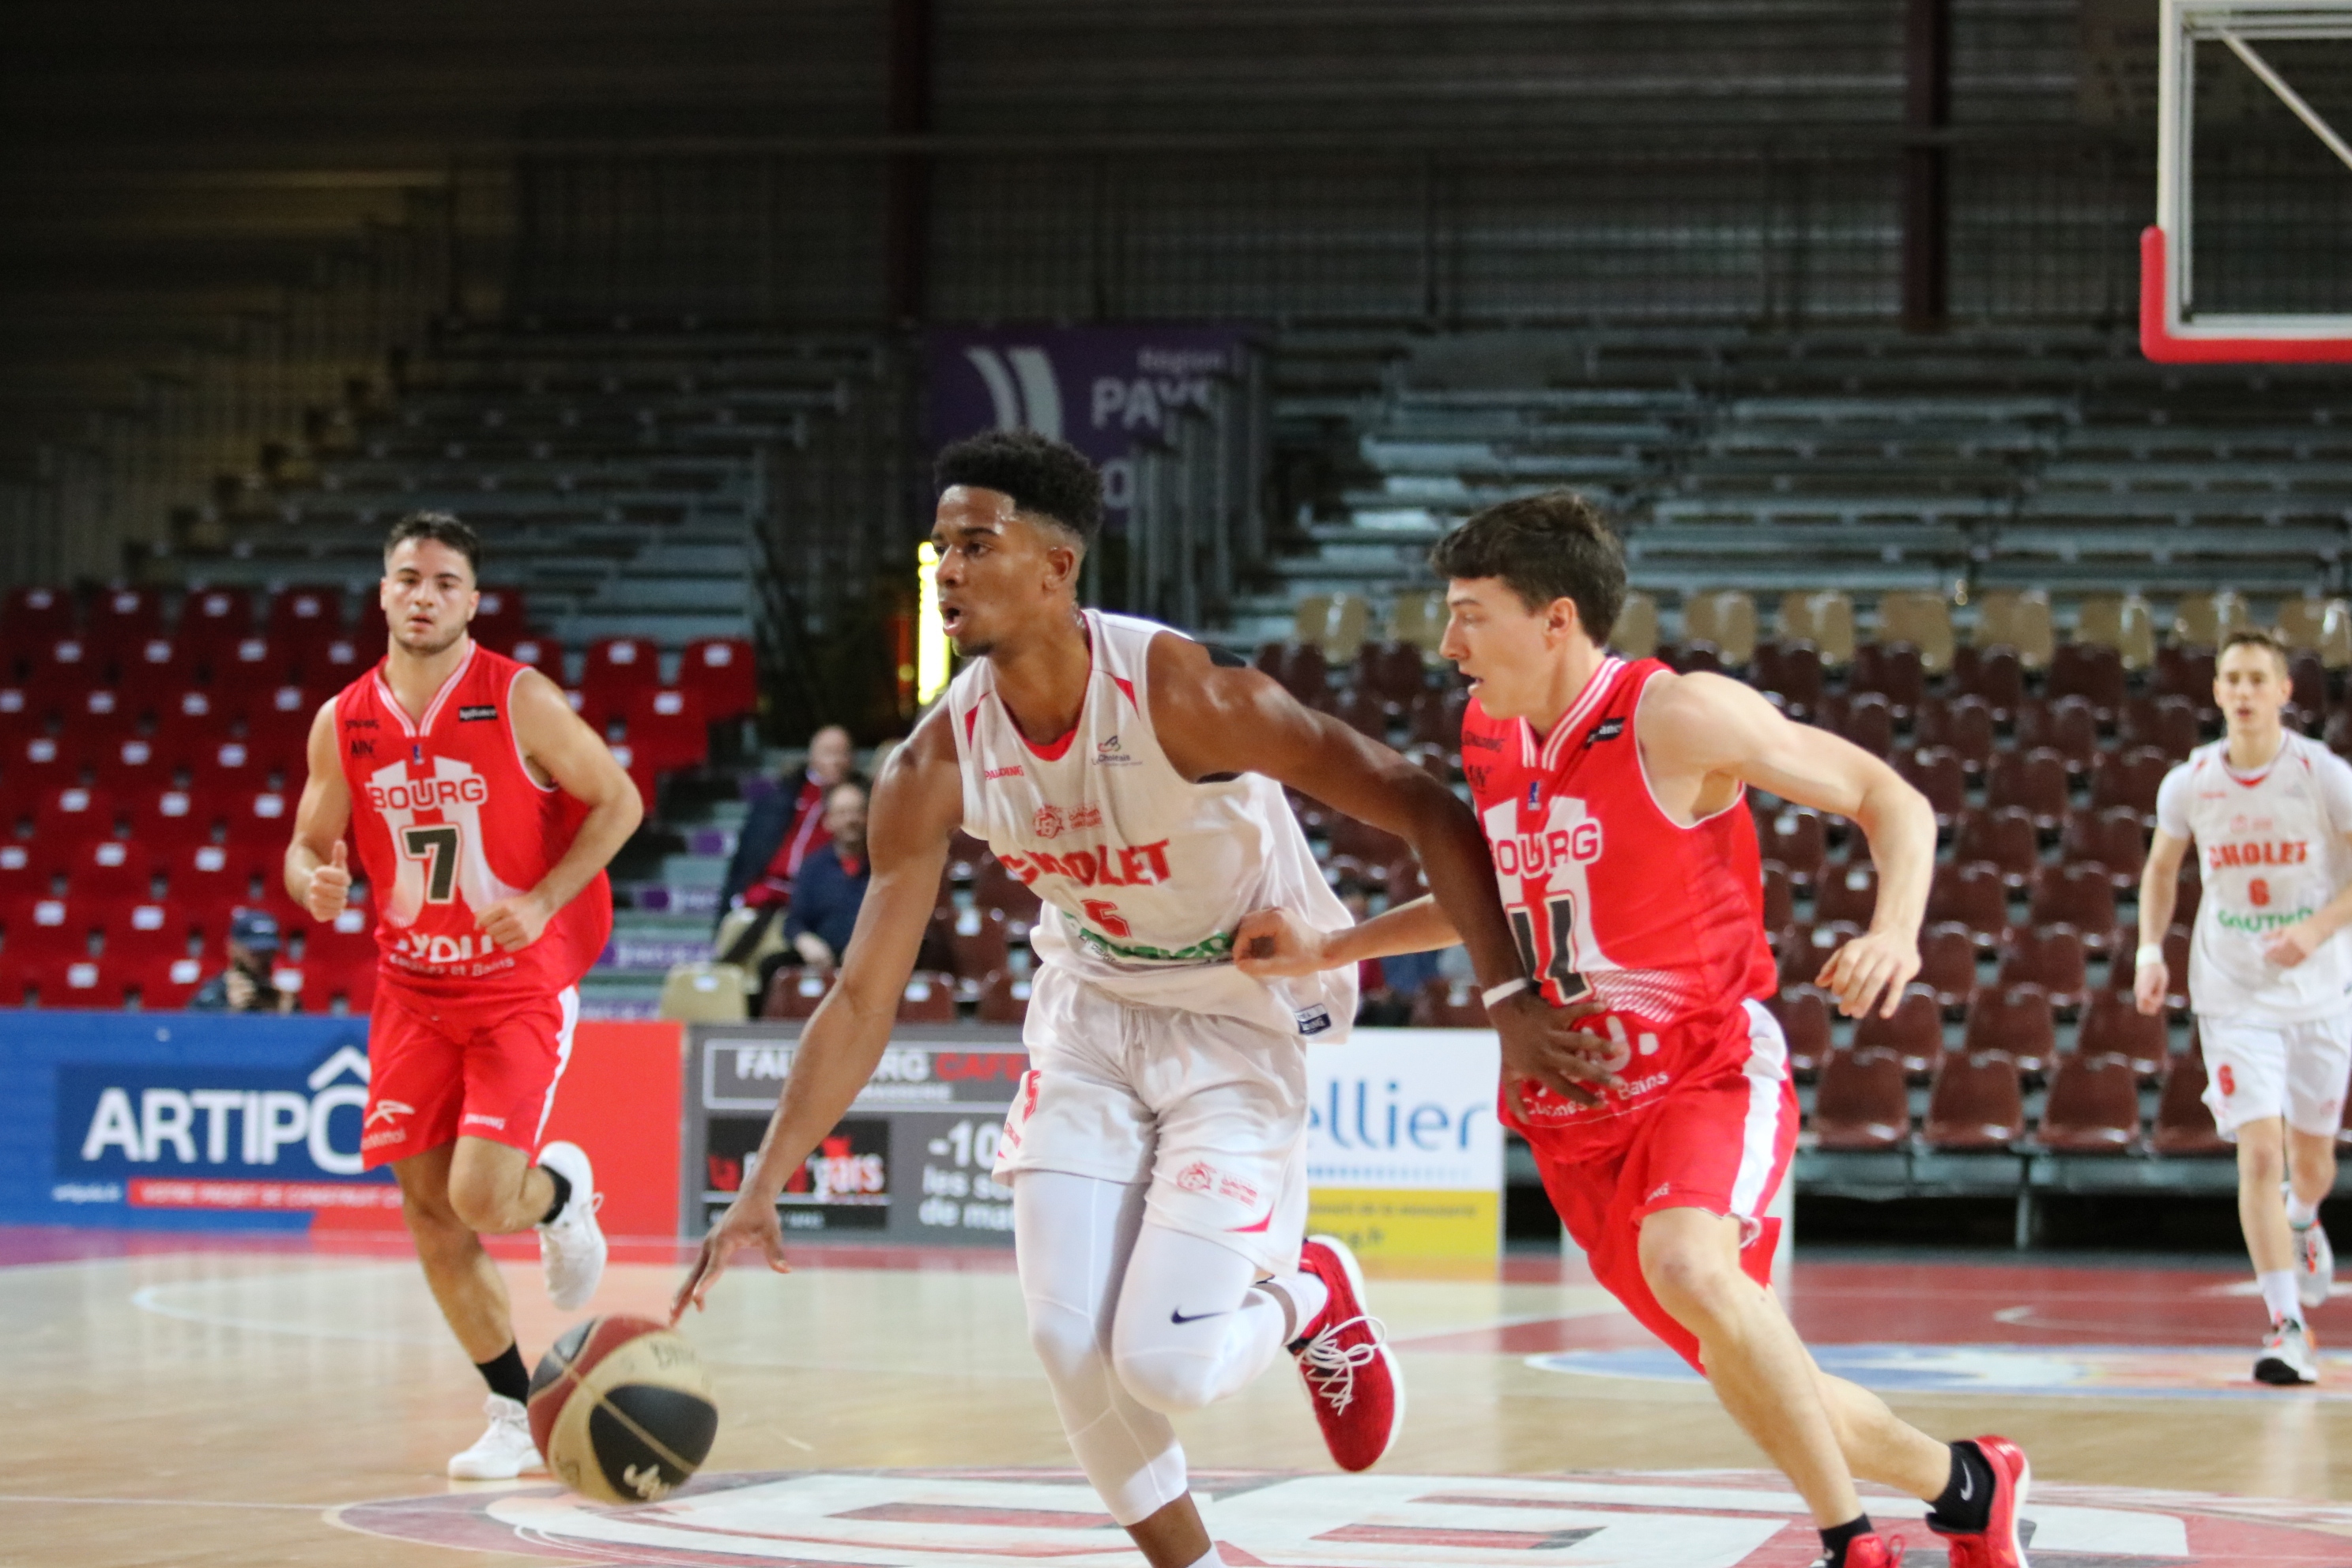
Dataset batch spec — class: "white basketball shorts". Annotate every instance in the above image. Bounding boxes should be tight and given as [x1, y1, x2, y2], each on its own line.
[993, 963, 1309, 1277]
[2199, 1011, 2352, 1140]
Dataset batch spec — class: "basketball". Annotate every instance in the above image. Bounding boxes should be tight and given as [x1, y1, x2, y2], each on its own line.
[527, 1316, 718, 1505]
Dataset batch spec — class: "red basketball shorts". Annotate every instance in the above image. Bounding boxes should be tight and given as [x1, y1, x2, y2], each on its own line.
[1527, 999, 1797, 1374]
[360, 982, 581, 1169]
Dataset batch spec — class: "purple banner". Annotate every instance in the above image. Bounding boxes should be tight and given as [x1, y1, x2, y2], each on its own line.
[925, 326, 1254, 522]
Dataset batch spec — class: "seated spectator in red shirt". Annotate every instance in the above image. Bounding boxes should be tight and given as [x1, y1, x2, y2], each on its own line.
[716, 725, 854, 964]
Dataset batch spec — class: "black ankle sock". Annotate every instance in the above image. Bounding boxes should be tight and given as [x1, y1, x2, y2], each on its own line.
[476, 1342, 530, 1404]
[539, 1166, 572, 1225]
[1817, 1514, 1873, 1566]
[1928, 1439, 1995, 1534]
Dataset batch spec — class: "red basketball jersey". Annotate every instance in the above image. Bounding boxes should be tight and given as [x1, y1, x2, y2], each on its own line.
[334, 641, 612, 1002]
[1461, 655, 1777, 1142]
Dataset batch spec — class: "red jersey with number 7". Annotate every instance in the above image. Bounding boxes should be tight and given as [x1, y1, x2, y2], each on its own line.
[1460, 656, 1777, 1144]
[333, 640, 612, 1001]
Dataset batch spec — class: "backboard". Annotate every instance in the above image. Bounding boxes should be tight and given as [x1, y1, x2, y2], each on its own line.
[2144, 0, 2352, 360]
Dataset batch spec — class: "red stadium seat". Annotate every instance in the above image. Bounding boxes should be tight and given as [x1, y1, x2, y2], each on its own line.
[125, 954, 207, 1011]
[86, 736, 170, 793]
[619, 688, 710, 773]
[2079, 988, 2169, 1081]
[1914, 694, 1996, 775]
[1953, 805, 2041, 888]
[185, 740, 266, 797]
[1755, 804, 1827, 888]
[122, 635, 201, 689]
[975, 967, 1031, 1025]
[1852, 985, 1944, 1079]
[85, 586, 163, 658]
[0, 842, 47, 903]
[2120, 695, 2202, 761]
[105, 900, 198, 964]
[2153, 645, 2217, 703]
[66, 838, 153, 904]
[2016, 695, 2101, 775]
[2046, 642, 2126, 715]
[470, 587, 530, 648]
[219, 790, 295, 865]
[896, 971, 958, 1023]
[5, 895, 96, 970]
[1922, 1050, 2025, 1150]
[1760, 863, 1794, 932]
[1986, 747, 2070, 832]
[1917, 922, 1980, 1012]
[307, 636, 369, 690]
[1962, 983, 2056, 1078]
[1998, 925, 2089, 1013]
[764, 966, 833, 1020]
[1896, 745, 1966, 826]
[241, 684, 316, 764]
[1330, 686, 1395, 741]
[1952, 644, 2023, 717]
[2030, 863, 2117, 947]
[1814, 858, 1879, 926]
[2153, 1040, 2231, 1155]
[218, 635, 299, 690]
[1849, 641, 1924, 715]
[1926, 860, 2013, 948]
[604, 741, 658, 815]
[974, 855, 1042, 925]
[1765, 985, 1833, 1077]
[2, 586, 77, 658]
[2091, 745, 2173, 826]
[4, 735, 75, 820]
[266, 584, 345, 646]
[2063, 805, 2147, 891]
[176, 588, 254, 664]
[32, 784, 118, 841]
[507, 633, 566, 680]
[583, 636, 662, 707]
[1838, 691, 1895, 757]
[27, 636, 101, 696]
[1753, 640, 1823, 717]
[1352, 640, 1430, 706]
[47, 957, 131, 1010]
[63, 688, 141, 760]
[1811, 1046, 1911, 1150]
[1408, 685, 1469, 748]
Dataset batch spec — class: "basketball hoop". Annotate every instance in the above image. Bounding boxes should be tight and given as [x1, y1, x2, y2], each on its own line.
[2143, 0, 2352, 361]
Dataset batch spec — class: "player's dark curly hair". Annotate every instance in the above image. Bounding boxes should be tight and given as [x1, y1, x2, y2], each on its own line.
[385, 511, 482, 575]
[1430, 488, 1624, 644]
[933, 428, 1102, 543]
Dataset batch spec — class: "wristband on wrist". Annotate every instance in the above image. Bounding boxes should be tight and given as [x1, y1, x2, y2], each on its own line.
[2135, 944, 2164, 968]
[1483, 977, 1533, 1008]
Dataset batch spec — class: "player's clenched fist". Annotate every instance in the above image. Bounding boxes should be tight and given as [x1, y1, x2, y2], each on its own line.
[305, 841, 352, 921]
[477, 889, 555, 951]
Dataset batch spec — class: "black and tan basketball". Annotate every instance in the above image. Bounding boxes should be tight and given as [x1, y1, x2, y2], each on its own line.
[527, 1315, 718, 1505]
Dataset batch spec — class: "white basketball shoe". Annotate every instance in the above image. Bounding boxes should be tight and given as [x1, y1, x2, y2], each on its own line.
[2295, 1221, 2335, 1310]
[448, 1393, 543, 1479]
[2256, 1316, 2321, 1386]
[535, 1140, 606, 1311]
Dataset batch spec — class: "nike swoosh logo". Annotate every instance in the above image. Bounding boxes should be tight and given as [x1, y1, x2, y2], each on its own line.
[1170, 1307, 1231, 1325]
[1960, 1472, 1974, 1500]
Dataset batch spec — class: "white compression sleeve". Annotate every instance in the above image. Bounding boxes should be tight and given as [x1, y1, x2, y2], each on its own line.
[1012, 1170, 1189, 1527]
[1110, 1222, 1300, 1416]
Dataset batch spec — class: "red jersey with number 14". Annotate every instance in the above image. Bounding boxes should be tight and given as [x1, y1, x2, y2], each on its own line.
[334, 641, 612, 1002]
[1461, 655, 1777, 1147]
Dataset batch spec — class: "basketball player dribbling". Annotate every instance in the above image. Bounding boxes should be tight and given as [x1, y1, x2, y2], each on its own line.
[2136, 629, 2352, 1385]
[1242, 492, 2034, 1568]
[673, 432, 1613, 1568]
[285, 514, 643, 1479]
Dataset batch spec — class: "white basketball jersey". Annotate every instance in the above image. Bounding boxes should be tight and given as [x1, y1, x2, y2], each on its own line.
[948, 611, 1356, 1042]
[2156, 733, 2352, 1023]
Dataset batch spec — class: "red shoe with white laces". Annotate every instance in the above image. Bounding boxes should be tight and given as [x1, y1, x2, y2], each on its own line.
[1290, 1234, 1404, 1472]
[1931, 1435, 2032, 1567]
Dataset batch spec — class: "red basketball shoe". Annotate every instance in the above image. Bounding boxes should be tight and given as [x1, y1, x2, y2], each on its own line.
[1820, 1536, 1905, 1567]
[1290, 1234, 1403, 1472]
[1930, 1434, 2031, 1567]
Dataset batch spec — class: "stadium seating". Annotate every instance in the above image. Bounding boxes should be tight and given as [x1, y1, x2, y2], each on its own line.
[1922, 1050, 2025, 1151]
[1852, 986, 1942, 1080]
[1811, 1046, 1909, 1150]
[2033, 1051, 2143, 1152]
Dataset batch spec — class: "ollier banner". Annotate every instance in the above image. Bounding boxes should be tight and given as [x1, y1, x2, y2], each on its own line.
[1305, 1029, 1502, 1260]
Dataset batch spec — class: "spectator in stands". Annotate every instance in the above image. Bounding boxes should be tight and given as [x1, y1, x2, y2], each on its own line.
[782, 781, 871, 973]
[187, 908, 296, 1014]
[715, 724, 855, 964]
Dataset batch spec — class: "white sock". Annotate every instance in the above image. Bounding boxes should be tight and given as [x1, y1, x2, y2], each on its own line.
[1259, 1270, 1330, 1344]
[1183, 1548, 1226, 1568]
[2288, 1195, 2320, 1230]
[2260, 1269, 2302, 1325]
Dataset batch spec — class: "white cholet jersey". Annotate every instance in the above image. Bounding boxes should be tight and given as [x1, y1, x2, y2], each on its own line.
[2156, 733, 2352, 1024]
[947, 610, 1356, 1042]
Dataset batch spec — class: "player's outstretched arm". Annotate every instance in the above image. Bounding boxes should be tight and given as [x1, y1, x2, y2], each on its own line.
[673, 713, 963, 1321]
[285, 700, 356, 922]
[2134, 828, 2189, 1013]
[1640, 671, 1935, 1019]
[1149, 634, 1617, 1108]
[479, 668, 647, 951]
